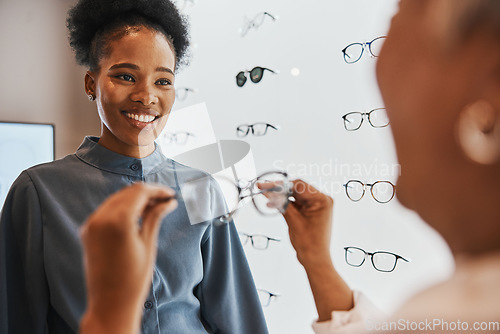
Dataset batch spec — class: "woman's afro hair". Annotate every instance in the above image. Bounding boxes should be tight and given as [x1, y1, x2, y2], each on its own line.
[67, 0, 189, 70]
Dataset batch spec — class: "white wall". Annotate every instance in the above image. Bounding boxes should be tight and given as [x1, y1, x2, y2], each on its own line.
[0, 0, 455, 333]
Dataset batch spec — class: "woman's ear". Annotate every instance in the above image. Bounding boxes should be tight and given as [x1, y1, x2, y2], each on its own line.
[456, 99, 500, 165]
[84, 71, 96, 100]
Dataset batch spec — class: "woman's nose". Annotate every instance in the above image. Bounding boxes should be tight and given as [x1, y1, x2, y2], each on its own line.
[130, 83, 159, 105]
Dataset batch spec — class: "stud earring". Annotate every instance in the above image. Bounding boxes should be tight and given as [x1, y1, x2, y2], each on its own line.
[87, 92, 95, 101]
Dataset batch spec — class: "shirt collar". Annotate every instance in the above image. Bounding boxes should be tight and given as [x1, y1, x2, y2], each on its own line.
[75, 136, 169, 177]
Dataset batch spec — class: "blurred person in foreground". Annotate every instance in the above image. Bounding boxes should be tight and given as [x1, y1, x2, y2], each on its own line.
[79, 0, 500, 333]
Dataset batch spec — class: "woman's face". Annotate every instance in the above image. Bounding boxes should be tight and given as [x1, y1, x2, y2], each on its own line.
[86, 27, 176, 158]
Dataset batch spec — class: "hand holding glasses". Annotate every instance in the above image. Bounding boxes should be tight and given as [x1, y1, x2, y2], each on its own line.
[236, 123, 279, 137]
[239, 12, 278, 37]
[236, 67, 278, 87]
[239, 232, 281, 250]
[343, 180, 396, 203]
[344, 247, 410, 272]
[342, 108, 389, 131]
[342, 36, 386, 64]
[214, 171, 293, 224]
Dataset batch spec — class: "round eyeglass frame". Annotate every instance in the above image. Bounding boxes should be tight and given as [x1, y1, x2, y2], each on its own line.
[342, 36, 387, 64]
[343, 180, 396, 204]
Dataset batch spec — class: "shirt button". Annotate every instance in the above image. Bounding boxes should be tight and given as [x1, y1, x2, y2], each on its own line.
[144, 301, 154, 309]
[130, 164, 139, 171]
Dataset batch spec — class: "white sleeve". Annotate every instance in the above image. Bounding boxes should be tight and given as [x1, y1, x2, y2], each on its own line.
[312, 291, 385, 334]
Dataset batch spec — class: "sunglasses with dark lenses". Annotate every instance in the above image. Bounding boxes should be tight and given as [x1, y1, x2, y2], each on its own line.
[236, 67, 277, 87]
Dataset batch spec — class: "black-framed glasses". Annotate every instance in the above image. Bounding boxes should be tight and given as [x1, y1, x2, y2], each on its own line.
[257, 289, 280, 307]
[236, 67, 277, 87]
[238, 232, 281, 250]
[239, 12, 278, 37]
[236, 123, 279, 137]
[175, 87, 197, 101]
[342, 36, 387, 64]
[344, 247, 410, 272]
[160, 131, 195, 145]
[343, 180, 396, 203]
[215, 171, 293, 224]
[342, 108, 389, 131]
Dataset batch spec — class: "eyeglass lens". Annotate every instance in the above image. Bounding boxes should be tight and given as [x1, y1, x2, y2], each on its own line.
[367, 108, 389, 128]
[236, 72, 247, 87]
[236, 125, 250, 137]
[250, 67, 264, 83]
[251, 172, 291, 215]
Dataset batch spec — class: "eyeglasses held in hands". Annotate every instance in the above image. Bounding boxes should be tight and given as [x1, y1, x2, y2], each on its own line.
[344, 246, 410, 272]
[214, 171, 293, 224]
[236, 123, 280, 137]
[236, 67, 278, 87]
[342, 36, 387, 64]
[343, 180, 396, 203]
[239, 11, 278, 37]
[342, 108, 389, 131]
[239, 232, 281, 250]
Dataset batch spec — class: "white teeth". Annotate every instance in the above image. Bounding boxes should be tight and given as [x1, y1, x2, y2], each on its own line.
[125, 113, 156, 123]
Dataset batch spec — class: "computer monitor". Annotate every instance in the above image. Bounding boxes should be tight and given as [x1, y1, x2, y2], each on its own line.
[0, 122, 55, 208]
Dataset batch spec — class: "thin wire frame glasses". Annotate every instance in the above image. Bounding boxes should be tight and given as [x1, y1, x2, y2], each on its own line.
[240, 12, 278, 37]
[160, 131, 195, 145]
[343, 180, 396, 203]
[344, 247, 410, 272]
[342, 108, 389, 131]
[236, 67, 278, 87]
[214, 171, 293, 224]
[236, 123, 279, 137]
[238, 232, 281, 250]
[257, 289, 280, 307]
[342, 36, 387, 64]
[175, 87, 197, 101]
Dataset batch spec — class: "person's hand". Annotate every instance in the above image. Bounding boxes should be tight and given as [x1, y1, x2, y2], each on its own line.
[79, 183, 178, 334]
[283, 179, 334, 268]
[282, 180, 353, 320]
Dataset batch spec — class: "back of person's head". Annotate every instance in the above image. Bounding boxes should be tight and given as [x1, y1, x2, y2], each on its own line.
[377, 0, 500, 255]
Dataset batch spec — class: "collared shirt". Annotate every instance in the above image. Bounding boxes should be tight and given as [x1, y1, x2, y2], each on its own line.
[0, 136, 268, 334]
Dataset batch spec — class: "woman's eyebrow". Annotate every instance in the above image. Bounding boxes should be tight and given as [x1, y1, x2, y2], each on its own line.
[108, 63, 139, 71]
[108, 63, 174, 76]
[156, 66, 175, 76]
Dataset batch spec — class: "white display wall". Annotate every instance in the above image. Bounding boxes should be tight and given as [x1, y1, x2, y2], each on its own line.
[166, 1, 455, 333]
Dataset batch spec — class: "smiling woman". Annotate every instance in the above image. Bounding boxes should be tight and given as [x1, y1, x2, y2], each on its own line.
[0, 0, 268, 333]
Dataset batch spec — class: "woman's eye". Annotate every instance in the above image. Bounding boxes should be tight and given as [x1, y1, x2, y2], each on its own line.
[116, 74, 135, 82]
[156, 79, 172, 86]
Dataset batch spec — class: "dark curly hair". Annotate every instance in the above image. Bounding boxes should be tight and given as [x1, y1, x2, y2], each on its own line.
[67, 0, 190, 71]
